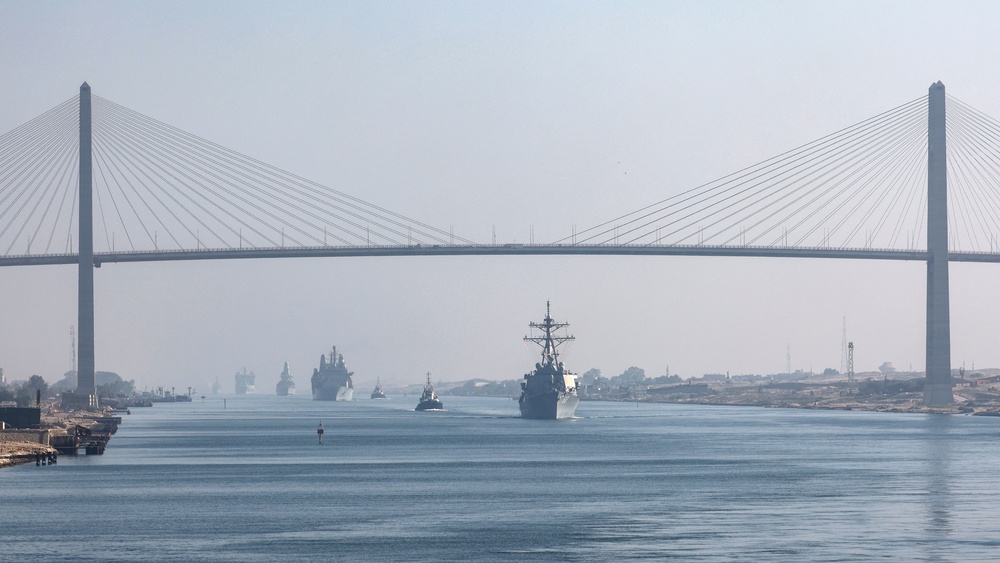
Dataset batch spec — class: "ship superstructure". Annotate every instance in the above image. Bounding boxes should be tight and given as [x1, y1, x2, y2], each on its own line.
[519, 302, 579, 419]
[311, 346, 354, 401]
[276, 362, 296, 396]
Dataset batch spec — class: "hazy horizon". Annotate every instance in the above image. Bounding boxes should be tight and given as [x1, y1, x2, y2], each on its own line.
[5, 2, 1000, 393]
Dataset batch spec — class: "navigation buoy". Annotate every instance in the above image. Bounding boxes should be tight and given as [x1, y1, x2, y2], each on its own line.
[317, 421, 324, 444]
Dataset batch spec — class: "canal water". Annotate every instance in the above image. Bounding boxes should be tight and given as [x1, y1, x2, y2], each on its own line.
[2, 395, 1000, 561]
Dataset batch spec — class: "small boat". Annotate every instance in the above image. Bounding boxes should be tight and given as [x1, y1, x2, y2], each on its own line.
[415, 372, 444, 411]
[370, 378, 387, 399]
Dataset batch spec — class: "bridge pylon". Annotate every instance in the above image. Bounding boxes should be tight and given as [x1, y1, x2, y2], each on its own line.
[74, 82, 97, 410]
[924, 81, 953, 406]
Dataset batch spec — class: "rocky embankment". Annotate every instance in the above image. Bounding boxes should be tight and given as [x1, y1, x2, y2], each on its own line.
[585, 371, 1000, 416]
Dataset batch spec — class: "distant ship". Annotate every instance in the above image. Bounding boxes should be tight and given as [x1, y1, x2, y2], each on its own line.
[370, 378, 387, 399]
[415, 372, 443, 411]
[234, 368, 256, 395]
[519, 302, 580, 419]
[276, 362, 296, 396]
[312, 346, 354, 401]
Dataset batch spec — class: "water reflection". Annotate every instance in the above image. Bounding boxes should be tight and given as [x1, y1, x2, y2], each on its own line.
[922, 414, 954, 562]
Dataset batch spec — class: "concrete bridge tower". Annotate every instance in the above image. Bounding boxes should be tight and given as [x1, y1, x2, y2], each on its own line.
[76, 82, 97, 408]
[924, 81, 953, 405]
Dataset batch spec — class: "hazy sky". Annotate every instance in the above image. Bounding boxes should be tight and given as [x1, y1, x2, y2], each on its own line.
[4, 1, 1000, 393]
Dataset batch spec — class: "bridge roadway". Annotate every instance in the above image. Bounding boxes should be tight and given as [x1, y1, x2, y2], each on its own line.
[4, 244, 1000, 267]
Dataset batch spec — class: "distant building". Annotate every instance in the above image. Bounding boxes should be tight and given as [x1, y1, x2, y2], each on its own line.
[879, 362, 897, 374]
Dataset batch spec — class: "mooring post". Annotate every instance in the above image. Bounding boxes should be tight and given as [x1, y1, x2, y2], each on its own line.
[924, 81, 954, 406]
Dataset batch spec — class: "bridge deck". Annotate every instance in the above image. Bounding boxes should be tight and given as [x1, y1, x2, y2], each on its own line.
[2, 244, 992, 267]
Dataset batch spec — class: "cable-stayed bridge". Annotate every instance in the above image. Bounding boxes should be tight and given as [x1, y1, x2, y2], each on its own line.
[3, 82, 999, 406]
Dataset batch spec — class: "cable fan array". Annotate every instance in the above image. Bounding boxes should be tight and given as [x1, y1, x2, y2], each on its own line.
[566, 95, 1000, 253]
[3, 91, 1000, 257]
[564, 96, 932, 250]
[945, 95, 1000, 253]
[0, 94, 474, 256]
[0, 96, 80, 255]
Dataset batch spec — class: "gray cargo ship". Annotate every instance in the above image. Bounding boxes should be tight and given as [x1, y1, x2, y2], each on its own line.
[311, 346, 354, 401]
[234, 368, 256, 395]
[519, 302, 580, 419]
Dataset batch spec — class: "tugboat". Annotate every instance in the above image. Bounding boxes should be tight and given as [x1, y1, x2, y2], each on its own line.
[276, 362, 296, 396]
[234, 368, 256, 395]
[414, 372, 444, 411]
[519, 302, 580, 419]
[311, 346, 354, 401]
[370, 378, 387, 399]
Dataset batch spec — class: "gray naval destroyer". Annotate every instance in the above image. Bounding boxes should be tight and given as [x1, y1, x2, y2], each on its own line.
[276, 362, 295, 396]
[519, 302, 580, 419]
[311, 346, 354, 401]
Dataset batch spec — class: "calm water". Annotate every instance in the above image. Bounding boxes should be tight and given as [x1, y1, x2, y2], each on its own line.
[3, 395, 1000, 562]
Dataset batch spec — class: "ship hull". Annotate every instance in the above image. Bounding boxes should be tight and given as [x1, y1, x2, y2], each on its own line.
[312, 385, 353, 401]
[415, 399, 444, 411]
[519, 391, 579, 420]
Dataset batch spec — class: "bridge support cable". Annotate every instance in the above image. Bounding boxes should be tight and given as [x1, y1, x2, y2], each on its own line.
[1, 132, 78, 255]
[0, 97, 80, 256]
[560, 96, 930, 251]
[85, 95, 475, 252]
[945, 95, 1000, 253]
[730, 110, 926, 249]
[0, 91, 477, 257]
